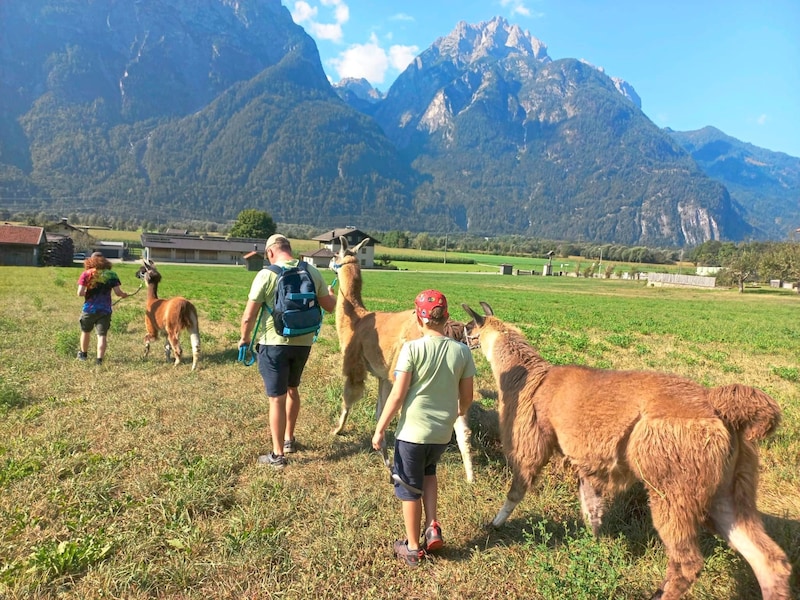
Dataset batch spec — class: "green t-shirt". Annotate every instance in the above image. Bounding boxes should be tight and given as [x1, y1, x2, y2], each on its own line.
[394, 335, 476, 445]
[247, 259, 328, 346]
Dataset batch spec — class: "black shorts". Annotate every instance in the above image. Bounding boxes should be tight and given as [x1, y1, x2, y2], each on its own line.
[79, 312, 111, 336]
[393, 439, 448, 501]
[256, 344, 312, 397]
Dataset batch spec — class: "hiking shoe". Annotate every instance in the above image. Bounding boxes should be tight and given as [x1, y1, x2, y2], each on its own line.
[283, 437, 297, 454]
[393, 539, 424, 567]
[423, 521, 443, 553]
[77, 351, 87, 361]
[95, 357, 103, 365]
[257, 452, 288, 469]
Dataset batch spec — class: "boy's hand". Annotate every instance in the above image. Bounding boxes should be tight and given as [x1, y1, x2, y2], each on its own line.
[371, 430, 384, 451]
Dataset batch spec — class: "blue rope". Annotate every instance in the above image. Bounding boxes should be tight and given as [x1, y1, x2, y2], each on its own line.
[237, 304, 263, 367]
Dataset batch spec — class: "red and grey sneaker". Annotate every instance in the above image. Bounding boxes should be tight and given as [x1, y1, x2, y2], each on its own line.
[423, 520, 443, 553]
[393, 539, 424, 567]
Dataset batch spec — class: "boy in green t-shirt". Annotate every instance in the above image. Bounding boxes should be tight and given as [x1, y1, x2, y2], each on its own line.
[372, 290, 476, 567]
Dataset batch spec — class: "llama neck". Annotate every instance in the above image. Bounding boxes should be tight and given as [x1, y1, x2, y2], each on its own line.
[146, 282, 159, 302]
[335, 261, 368, 319]
[492, 326, 550, 389]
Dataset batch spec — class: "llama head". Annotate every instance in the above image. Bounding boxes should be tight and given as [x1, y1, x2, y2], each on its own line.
[462, 302, 495, 349]
[335, 236, 370, 266]
[136, 259, 162, 285]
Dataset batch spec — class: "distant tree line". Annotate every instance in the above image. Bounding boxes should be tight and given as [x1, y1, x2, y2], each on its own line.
[7, 209, 800, 290]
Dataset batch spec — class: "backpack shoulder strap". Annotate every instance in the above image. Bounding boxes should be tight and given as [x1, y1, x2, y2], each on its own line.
[265, 264, 282, 276]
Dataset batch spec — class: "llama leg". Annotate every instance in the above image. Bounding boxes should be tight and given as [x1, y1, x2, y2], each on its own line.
[333, 375, 365, 435]
[492, 469, 529, 527]
[492, 426, 553, 527]
[578, 477, 605, 536]
[453, 415, 474, 483]
[144, 334, 153, 357]
[708, 496, 792, 600]
[167, 330, 182, 366]
[189, 331, 200, 371]
[647, 495, 705, 600]
[707, 443, 792, 600]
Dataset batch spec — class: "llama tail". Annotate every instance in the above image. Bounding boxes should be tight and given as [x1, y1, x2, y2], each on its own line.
[707, 384, 781, 441]
[183, 307, 200, 371]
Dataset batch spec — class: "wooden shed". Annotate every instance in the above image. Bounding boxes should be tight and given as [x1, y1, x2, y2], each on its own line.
[243, 251, 264, 271]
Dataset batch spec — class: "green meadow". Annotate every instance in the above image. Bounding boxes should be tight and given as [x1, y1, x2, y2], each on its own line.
[0, 261, 798, 599]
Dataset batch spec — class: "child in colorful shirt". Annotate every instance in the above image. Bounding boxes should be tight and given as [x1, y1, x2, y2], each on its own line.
[372, 289, 476, 567]
[77, 252, 129, 364]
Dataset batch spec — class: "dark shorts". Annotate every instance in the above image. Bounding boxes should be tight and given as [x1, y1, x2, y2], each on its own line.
[256, 344, 312, 397]
[79, 312, 111, 336]
[393, 439, 448, 501]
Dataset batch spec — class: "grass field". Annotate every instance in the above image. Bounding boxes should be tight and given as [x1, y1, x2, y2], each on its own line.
[0, 263, 798, 599]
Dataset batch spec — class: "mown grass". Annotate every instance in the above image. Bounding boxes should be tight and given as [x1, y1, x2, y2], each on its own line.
[0, 262, 798, 599]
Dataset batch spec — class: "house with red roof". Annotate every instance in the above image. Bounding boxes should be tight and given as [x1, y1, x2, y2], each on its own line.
[0, 224, 46, 266]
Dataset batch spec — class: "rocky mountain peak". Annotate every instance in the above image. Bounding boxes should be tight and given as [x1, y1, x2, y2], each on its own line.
[433, 16, 550, 67]
[333, 77, 385, 103]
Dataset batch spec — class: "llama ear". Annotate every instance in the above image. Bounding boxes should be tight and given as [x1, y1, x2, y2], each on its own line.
[338, 236, 348, 253]
[479, 302, 494, 316]
[462, 304, 485, 327]
[352, 237, 370, 253]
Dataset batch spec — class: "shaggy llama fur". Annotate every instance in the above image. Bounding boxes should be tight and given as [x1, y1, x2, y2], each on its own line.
[463, 302, 791, 600]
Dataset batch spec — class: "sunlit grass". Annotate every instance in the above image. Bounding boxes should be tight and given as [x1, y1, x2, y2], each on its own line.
[0, 263, 797, 599]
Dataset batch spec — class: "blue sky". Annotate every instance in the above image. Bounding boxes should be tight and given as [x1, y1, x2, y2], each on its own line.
[288, 0, 800, 158]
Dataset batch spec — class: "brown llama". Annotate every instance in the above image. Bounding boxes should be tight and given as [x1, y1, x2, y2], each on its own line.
[135, 259, 200, 371]
[331, 236, 474, 482]
[462, 301, 792, 600]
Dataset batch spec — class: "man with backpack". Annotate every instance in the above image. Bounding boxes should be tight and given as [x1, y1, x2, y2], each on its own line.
[239, 234, 337, 468]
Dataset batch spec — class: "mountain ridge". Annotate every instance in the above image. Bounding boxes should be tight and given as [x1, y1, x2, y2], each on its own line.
[0, 2, 790, 245]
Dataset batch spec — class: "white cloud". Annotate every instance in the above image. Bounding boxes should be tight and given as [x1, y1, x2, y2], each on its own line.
[389, 44, 418, 71]
[329, 33, 387, 83]
[756, 114, 768, 125]
[291, 0, 349, 43]
[291, 1, 317, 23]
[311, 22, 344, 42]
[328, 32, 419, 84]
[499, 0, 544, 18]
[389, 13, 414, 22]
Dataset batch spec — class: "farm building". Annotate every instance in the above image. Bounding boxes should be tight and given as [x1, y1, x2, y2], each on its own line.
[91, 241, 126, 259]
[141, 232, 265, 265]
[0, 224, 46, 266]
[300, 248, 336, 269]
[312, 227, 380, 268]
[44, 233, 75, 266]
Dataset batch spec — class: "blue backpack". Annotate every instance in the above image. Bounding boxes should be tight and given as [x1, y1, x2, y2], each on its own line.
[266, 261, 322, 337]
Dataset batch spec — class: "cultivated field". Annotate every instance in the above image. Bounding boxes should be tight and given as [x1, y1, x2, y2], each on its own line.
[0, 263, 798, 599]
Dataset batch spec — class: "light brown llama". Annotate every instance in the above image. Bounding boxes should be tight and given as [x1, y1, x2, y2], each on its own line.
[135, 259, 200, 371]
[462, 302, 792, 600]
[332, 237, 474, 482]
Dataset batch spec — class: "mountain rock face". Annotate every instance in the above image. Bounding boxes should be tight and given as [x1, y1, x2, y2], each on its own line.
[0, 5, 763, 244]
[367, 17, 750, 245]
[668, 127, 800, 239]
[0, 0, 419, 227]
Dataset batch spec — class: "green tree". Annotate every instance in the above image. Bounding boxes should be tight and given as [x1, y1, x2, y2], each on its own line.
[721, 244, 760, 293]
[229, 209, 275, 239]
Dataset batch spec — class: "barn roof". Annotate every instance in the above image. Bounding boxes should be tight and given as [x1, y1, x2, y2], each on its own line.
[0, 224, 46, 246]
[312, 227, 381, 245]
[140, 232, 265, 253]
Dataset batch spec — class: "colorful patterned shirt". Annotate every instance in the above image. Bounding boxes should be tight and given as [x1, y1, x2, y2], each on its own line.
[78, 268, 121, 314]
